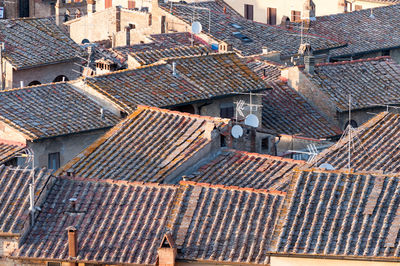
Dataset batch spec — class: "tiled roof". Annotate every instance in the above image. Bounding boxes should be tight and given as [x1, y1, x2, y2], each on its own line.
[0, 140, 25, 164]
[112, 32, 208, 65]
[129, 45, 210, 66]
[305, 4, 400, 58]
[312, 112, 400, 173]
[15, 177, 178, 264]
[84, 53, 268, 112]
[170, 181, 285, 264]
[262, 81, 342, 138]
[246, 58, 282, 82]
[185, 149, 304, 191]
[160, 1, 342, 57]
[0, 165, 52, 234]
[304, 57, 400, 112]
[57, 106, 230, 182]
[0, 83, 120, 140]
[0, 18, 84, 70]
[14, 177, 285, 265]
[271, 169, 400, 260]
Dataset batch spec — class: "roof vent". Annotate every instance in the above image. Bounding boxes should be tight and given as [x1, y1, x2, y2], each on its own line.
[172, 61, 177, 77]
[69, 198, 77, 212]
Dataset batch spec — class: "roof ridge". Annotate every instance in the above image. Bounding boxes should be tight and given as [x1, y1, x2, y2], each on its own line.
[131, 44, 207, 56]
[297, 56, 392, 69]
[86, 61, 167, 79]
[180, 180, 287, 195]
[226, 149, 305, 164]
[295, 166, 400, 178]
[0, 139, 26, 147]
[136, 105, 231, 124]
[59, 175, 179, 188]
[3, 81, 69, 92]
[165, 51, 236, 61]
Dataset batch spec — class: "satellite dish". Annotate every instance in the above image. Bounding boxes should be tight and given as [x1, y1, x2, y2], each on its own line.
[191, 21, 202, 34]
[319, 163, 335, 170]
[245, 114, 259, 128]
[231, 125, 243, 139]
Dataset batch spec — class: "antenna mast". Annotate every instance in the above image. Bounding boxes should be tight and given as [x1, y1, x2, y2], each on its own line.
[348, 94, 352, 174]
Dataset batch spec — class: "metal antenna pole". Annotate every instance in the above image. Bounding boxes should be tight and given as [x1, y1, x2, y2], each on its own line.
[0, 42, 4, 90]
[348, 94, 352, 174]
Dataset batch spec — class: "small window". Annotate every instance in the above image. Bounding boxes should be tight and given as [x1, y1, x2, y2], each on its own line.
[355, 5, 362, 11]
[291, 10, 301, 22]
[220, 103, 235, 119]
[28, 80, 41, 86]
[148, 14, 152, 26]
[345, 120, 358, 129]
[220, 135, 226, 147]
[48, 262, 61, 266]
[244, 4, 254, 20]
[382, 50, 390, 56]
[266, 7, 276, 25]
[261, 137, 269, 151]
[53, 75, 69, 82]
[48, 152, 60, 170]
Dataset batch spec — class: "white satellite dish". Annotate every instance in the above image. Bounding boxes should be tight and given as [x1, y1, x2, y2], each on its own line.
[231, 125, 243, 139]
[191, 21, 202, 34]
[245, 114, 259, 128]
[319, 163, 335, 170]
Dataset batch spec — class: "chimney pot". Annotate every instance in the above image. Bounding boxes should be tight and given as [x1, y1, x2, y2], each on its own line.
[69, 198, 77, 212]
[66, 226, 78, 259]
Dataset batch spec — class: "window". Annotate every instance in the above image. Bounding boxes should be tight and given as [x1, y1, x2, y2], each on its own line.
[291, 10, 301, 22]
[105, 0, 112, 9]
[148, 13, 152, 26]
[161, 15, 166, 33]
[53, 75, 69, 82]
[244, 4, 254, 20]
[128, 0, 135, 8]
[344, 120, 358, 129]
[220, 135, 226, 147]
[266, 7, 276, 25]
[47, 262, 61, 266]
[48, 152, 60, 170]
[355, 5, 362, 11]
[382, 50, 390, 56]
[28, 80, 41, 86]
[261, 137, 269, 151]
[220, 103, 235, 119]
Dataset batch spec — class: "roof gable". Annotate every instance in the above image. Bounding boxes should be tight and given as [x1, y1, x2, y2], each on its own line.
[305, 57, 400, 111]
[0, 18, 84, 69]
[0, 83, 120, 140]
[57, 106, 230, 182]
[312, 112, 400, 173]
[272, 169, 400, 260]
[186, 149, 304, 191]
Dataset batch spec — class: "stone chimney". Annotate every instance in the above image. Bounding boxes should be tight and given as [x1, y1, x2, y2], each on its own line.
[66, 226, 78, 266]
[158, 233, 177, 266]
[55, 0, 62, 26]
[87, 0, 96, 14]
[303, 0, 315, 31]
[299, 43, 315, 75]
[338, 0, 347, 13]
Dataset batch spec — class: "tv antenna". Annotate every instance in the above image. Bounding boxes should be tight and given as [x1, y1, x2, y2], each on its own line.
[288, 143, 318, 163]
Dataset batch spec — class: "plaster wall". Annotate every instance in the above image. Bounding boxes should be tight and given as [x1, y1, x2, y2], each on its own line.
[271, 256, 400, 266]
[7, 60, 81, 90]
[28, 128, 109, 169]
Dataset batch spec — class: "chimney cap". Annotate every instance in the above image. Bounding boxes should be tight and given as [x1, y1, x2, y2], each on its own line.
[69, 197, 77, 202]
[66, 226, 77, 232]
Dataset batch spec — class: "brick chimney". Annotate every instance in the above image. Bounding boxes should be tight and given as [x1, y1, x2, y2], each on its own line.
[66, 226, 78, 266]
[338, 0, 347, 13]
[303, 0, 315, 30]
[158, 233, 177, 266]
[87, 0, 96, 14]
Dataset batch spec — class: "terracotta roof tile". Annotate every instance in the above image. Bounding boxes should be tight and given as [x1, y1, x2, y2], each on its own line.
[14, 177, 284, 265]
[160, 1, 342, 56]
[246, 58, 282, 82]
[304, 57, 400, 111]
[0, 140, 25, 164]
[171, 181, 285, 264]
[129, 45, 210, 66]
[57, 106, 230, 182]
[186, 149, 304, 191]
[304, 4, 400, 58]
[271, 169, 400, 260]
[15, 177, 178, 264]
[0, 83, 120, 140]
[262, 81, 342, 138]
[0, 165, 52, 234]
[313, 112, 400, 173]
[85, 53, 267, 112]
[0, 18, 84, 69]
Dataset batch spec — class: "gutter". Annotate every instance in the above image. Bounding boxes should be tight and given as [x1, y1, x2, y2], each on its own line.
[31, 125, 115, 142]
